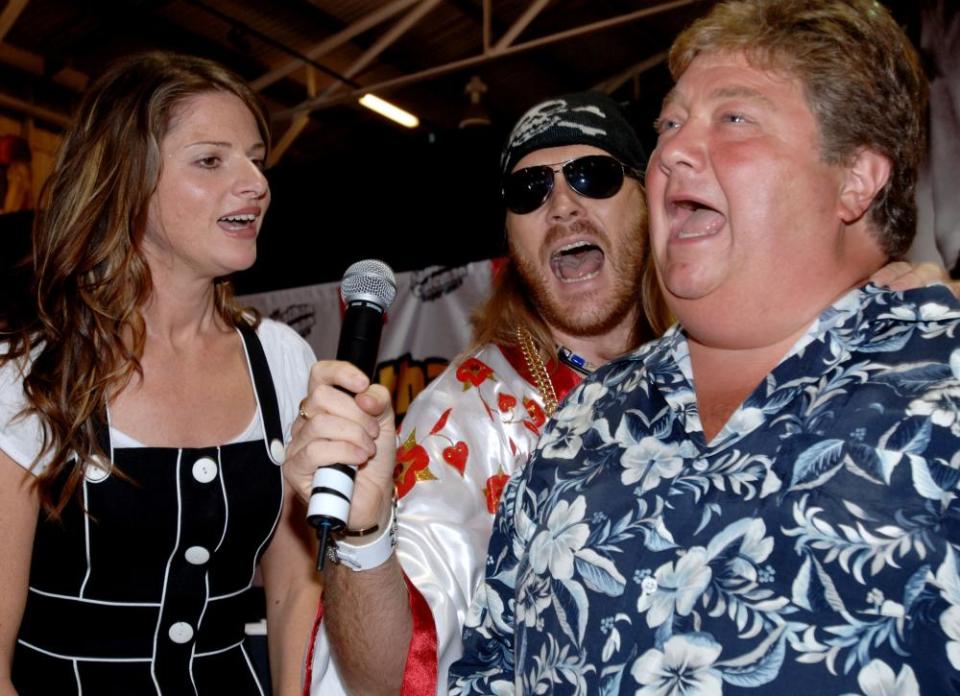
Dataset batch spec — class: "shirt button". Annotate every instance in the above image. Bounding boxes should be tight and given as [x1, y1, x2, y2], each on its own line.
[269, 438, 285, 464]
[642, 577, 659, 595]
[184, 546, 210, 565]
[84, 455, 111, 483]
[192, 457, 218, 483]
[168, 622, 194, 644]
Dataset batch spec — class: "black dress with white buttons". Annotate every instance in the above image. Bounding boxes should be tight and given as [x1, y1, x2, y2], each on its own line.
[13, 324, 288, 695]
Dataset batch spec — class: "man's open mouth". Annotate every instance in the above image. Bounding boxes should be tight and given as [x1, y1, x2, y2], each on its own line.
[671, 200, 725, 240]
[550, 241, 604, 282]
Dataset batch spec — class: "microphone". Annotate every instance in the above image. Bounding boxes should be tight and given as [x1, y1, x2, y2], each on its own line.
[307, 259, 397, 570]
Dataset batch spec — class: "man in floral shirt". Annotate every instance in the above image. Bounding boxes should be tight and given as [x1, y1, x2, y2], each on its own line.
[449, 0, 960, 694]
[299, 93, 671, 695]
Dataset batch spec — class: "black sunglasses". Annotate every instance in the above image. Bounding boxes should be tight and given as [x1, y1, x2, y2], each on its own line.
[502, 154, 642, 215]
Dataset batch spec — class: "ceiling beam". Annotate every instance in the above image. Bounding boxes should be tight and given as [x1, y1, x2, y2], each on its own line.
[0, 42, 88, 92]
[277, 0, 707, 120]
[593, 51, 668, 94]
[316, 0, 444, 100]
[0, 91, 71, 128]
[482, 0, 491, 52]
[448, 0, 580, 96]
[269, 112, 310, 165]
[250, 0, 421, 92]
[0, 0, 29, 42]
[268, 65, 319, 166]
[269, 0, 445, 163]
[491, 0, 550, 53]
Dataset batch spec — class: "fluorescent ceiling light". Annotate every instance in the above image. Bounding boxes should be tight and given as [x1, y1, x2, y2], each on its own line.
[359, 93, 419, 129]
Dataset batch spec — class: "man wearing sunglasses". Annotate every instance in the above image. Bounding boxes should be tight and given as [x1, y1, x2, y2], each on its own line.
[288, 91, 952, 694]
[450, 0, 960, 693]
[291, 92, 669, 695]
[285, 85, 952, 696]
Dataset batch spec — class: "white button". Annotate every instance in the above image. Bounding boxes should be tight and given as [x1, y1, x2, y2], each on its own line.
[184, 546, 210, 565]
[192, 457, 218, 483]
[84, 455, 111, 483]
[168, 621, 194, 644]
[642, 577, 659, 595]
[270, 438, 285, 464]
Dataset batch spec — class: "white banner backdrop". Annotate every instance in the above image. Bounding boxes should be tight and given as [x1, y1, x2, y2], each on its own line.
[239, 260, 496, 420]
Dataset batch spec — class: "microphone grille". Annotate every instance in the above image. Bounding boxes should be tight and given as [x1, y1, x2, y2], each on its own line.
[340, 259, 397, 311]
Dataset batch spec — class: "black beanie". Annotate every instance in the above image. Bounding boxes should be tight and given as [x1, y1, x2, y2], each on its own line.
[500, 91, 646, 178]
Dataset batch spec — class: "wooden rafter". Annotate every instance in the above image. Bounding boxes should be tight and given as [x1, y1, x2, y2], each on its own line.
[491, 0, 550, 52]
[251, 0, 420, 92]
[269, 0, 444, 163]
[0, 0, 29, 43]
[276, 0, 706, 120]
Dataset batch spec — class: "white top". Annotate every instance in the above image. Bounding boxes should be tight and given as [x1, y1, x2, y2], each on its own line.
[0, 318, 315, 472]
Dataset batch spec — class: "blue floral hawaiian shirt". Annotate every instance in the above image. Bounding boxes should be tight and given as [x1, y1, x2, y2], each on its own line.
[450, 285, 960, 695]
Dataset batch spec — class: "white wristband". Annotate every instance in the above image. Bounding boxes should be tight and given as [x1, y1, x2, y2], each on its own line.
[326, 502, 397, 572]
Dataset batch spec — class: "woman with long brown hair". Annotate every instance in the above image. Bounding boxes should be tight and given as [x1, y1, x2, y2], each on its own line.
[0, 52, 320, 695]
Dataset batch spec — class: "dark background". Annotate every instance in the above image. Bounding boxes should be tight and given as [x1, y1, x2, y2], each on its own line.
[233, 115, 512, 293]
[0, 0, 933, 300]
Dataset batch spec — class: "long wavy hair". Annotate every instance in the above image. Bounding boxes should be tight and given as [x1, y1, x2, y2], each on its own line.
[3, 52, 270, 515]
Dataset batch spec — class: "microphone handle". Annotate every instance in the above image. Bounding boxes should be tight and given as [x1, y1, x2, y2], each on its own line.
[308, 301, 386, 570]
[334, 300, 386, 375]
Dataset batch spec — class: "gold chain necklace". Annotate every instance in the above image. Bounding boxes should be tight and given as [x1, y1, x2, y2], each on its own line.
[515, 326, 558, 417]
